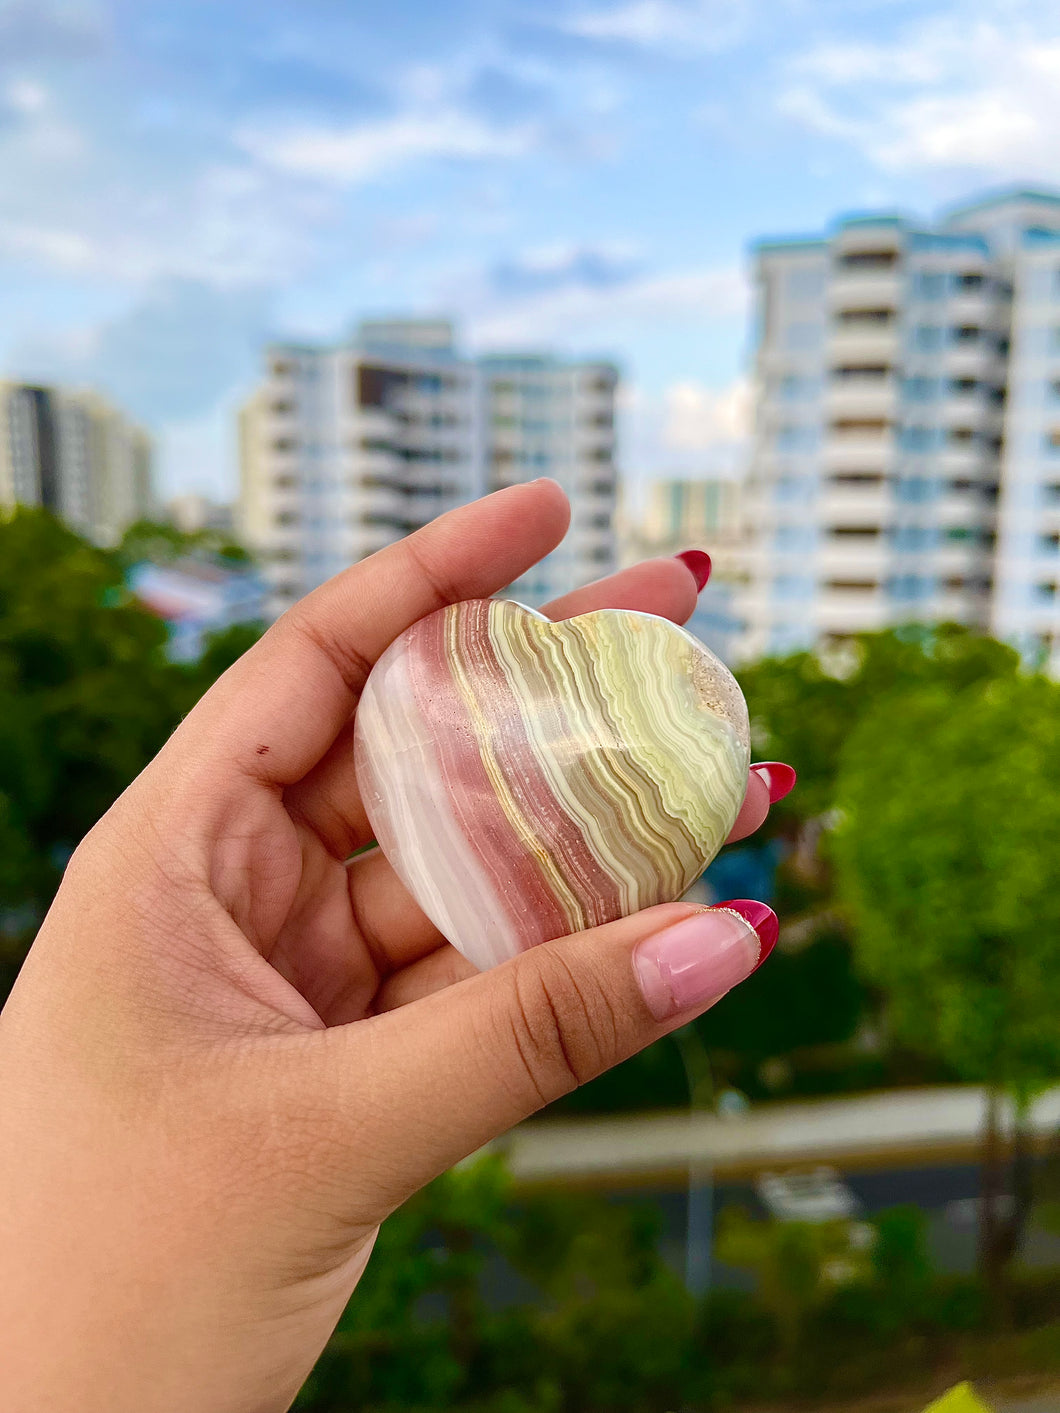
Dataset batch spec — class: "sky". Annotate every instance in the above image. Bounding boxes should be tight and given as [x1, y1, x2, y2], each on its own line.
[3, 0, 1060, 501]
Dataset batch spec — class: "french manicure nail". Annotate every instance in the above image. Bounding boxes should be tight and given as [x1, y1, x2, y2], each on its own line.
[750, 761, 797, 804]
[676, 549, 712, 592]
[632, 899, 777, 1021]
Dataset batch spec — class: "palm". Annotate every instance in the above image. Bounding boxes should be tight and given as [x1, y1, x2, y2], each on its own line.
[168, 484, 769, 1036]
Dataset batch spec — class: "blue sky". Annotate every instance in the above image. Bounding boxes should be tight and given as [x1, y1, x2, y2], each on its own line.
[2, 0, 1060, 500]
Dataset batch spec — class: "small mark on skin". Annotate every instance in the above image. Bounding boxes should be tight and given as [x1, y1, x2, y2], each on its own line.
[256, 745, 270, 755]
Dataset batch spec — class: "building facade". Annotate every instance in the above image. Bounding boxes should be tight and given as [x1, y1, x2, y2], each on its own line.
[239, 322, 619, 620]
[0, 382, 152, 545]
[619, 477, 747, 663]
[738, 188, 1060, 667]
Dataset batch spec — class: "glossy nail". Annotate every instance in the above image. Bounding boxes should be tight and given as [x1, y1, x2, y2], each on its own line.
[750, 761, 797, 804]
[676, 549, 712, 592]
[633, 899, 777, 1021]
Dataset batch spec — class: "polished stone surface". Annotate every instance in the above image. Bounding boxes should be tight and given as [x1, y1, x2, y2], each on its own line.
[354, 599, 750, 971]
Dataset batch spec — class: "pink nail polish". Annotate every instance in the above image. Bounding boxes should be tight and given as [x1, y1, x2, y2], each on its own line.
[676, 549, 712, 592]
[750, 762, 797, 804]
[632, 901, 776, 1021]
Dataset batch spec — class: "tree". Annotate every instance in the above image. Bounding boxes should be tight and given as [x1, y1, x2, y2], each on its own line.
[833, 673, 1060, 1311]
[0, 507, 263, 999]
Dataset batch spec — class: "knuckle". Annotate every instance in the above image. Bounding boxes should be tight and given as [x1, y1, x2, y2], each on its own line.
[501, 952, 621, 1105]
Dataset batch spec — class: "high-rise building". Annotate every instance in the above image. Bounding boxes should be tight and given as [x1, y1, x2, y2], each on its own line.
[239, 322, 619, 620]
[738, 187, 1060, 667]
[619, 477, 747, 662]
[0, 382, 152, 545]
[482, 355, 618, 607]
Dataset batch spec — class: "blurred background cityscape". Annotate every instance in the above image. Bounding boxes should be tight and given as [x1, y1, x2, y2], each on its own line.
[4, 1, 1060, 1409]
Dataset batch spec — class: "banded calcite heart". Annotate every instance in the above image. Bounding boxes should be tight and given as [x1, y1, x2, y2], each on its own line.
[353, 599, 750, 971]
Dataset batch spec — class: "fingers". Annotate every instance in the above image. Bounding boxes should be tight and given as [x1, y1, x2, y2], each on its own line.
[284, 555, 711, 861]
[160, 481, 571, 793]
[373, 944, 477, 1013]
[542, 557, 699, 626]
[314, 899, 777, 1213]
[726, 770, 770, 842]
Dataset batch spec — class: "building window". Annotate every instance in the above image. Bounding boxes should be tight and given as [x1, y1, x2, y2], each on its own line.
[895, 476, 935, 502]
[832, 364, 890, 383]
[786, 268, 825, 299]
[826, 578, 878, 592]
[948, 377, 979, 396]
[1040, 533, 1060, 554]
[889, 574, 933, 601]
[270, 400, 296, 414]
[772, 574, 815, 598]
[836, 307, 894, 327]
[837, 250, 898, 270]
[829, 526, 880, 540]
[270, 359, 293, 377]
[275, 510, 300, 527]
[945, 526, 974, 542]
[1036, 581, 1058, 601]
[829, 472, 885, 488]
[912, 272, 946, 300]
[892, 525, 935, 551]
[901, 426, 937, 451]
[903, 376, 938, 400]
[1045, 429, 1060, 453]
[1042, 481, 1060, 504]
[272, 474, 297, 490]
[784, 321, 823, 350]
[954, 272, 985, 291]
[952, 325, 982, 344]
[831, 418, 889, 436]
[271, 437, 297, 453]
[949, 427, 976, 445]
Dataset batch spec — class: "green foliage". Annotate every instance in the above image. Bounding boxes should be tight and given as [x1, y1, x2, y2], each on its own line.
[738, 624, 1020, 821]
[117, 517, 251, 567]
[0, 507, 262, 997]
[715, 1207, 868, 1355]
[834, 673, 1060, 1091]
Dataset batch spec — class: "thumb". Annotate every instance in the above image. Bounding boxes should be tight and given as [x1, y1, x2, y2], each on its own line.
[324, 899, 776, 1214]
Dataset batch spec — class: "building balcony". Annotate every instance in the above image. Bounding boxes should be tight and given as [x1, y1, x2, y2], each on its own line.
[822, 435, 893, 472]
[827, 271, 902, 310]
[825, 379, 898, 420]
[827, 326, 900, 364]
[816, 593, 890, 634]
[818, 487, 892, 523]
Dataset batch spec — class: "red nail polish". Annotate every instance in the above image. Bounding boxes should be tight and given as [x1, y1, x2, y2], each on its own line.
[750, 761, 797, 804]
[715, 899, 778, 971]
[676, 549, 711, 592]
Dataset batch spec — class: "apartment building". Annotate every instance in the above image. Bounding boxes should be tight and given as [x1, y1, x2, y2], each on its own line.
[738, 187, 1060, 666]
[619, 476, 747, 662]
[239, 322, 619, 619]
[0, 382, 153, 545]
[482, 354, 618, 607]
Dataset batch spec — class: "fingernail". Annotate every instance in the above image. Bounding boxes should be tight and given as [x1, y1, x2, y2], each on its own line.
[750, 761, 797, 804]
[633, 900, 777, 1022]
[676, 549, 712, 592]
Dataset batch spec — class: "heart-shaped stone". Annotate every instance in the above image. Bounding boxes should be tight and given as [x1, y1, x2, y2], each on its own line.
[354, 599, 750, 971]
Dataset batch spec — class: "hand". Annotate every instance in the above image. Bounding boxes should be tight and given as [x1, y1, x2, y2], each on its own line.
[0, 482, 785, 1413]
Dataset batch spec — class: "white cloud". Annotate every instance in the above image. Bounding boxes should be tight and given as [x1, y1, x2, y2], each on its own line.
[782, 13, 1060, 178]
[5, 78, 48, 114]
[622, 374, 750, 482]
[563, 0, 749, 54]
[662, 376, 750, 454]
[236, 108, 538, 185]
[466, 261, 748, 349]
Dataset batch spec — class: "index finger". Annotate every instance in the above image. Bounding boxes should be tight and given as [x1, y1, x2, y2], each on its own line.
[162, 481, 571, 788]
